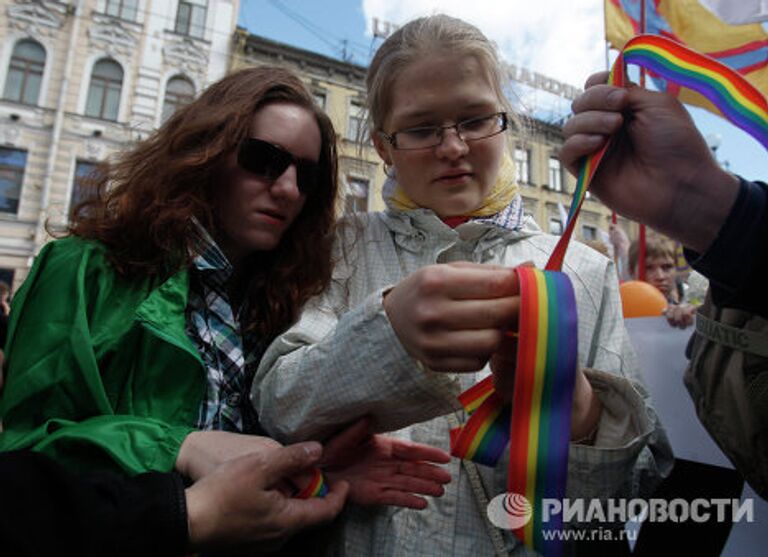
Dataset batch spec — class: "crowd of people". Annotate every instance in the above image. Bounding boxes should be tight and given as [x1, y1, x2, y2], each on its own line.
[0, 12, 764, 557]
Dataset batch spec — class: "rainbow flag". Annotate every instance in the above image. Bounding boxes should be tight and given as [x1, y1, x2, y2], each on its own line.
[622, 34, 768, 147]
[604, 0, 767, 117]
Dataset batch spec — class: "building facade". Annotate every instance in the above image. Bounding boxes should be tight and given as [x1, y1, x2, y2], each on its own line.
[0, 0, 239, 288]
[0, 5, 634, 289]
[232, 31, 632, 249]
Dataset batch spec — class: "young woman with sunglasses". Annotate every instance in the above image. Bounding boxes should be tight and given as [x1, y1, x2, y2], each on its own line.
[254, 16, 673, 554]
[0, 67, 452, 545]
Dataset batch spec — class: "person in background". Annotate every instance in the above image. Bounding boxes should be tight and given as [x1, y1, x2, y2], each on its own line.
[629, 235, 697, 330]
[560, 69, 768, 499]
[608, 222, 632, 281]
[629, 235, 679, 303]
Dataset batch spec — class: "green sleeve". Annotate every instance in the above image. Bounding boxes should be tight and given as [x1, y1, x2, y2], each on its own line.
[0, 238, 201, 475]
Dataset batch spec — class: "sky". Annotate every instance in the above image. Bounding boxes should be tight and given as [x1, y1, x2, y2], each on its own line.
[238, 0, 767, 181]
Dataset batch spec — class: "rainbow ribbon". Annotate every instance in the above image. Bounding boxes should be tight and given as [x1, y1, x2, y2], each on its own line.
[295, 467, 329, 499]
[550, 33, 768, 271]
[450, 34, 767, 556]
[507, 268, 578, 551]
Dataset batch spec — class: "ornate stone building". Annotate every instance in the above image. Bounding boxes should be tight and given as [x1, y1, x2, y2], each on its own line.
[0, 0, 239, 287]
[232, 31, 630, 249]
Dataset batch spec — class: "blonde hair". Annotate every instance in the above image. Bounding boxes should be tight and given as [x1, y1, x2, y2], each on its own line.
[629, 236, 676, 273]
[366, 14, 521, 135]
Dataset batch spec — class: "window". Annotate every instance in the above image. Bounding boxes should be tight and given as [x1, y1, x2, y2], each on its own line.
[514, 147, 530, 184]
[0, 269, 14, 293]
[548, 218, 563, 235]
[344, 177, 369, 213]
[105, 0, 138, 20]
[70, 160, 99, 218]
[548, 156, 563, 192]
[0, 148, 27, 215]
[3, 39, 45, 105]
[85, 59, 123, 121]
[312, 91, 326, 109]
[582, 225, 597, 241]
[175, 0, 207, 39]
[347, 101, 366, 142]
[161, 76, 195, 122]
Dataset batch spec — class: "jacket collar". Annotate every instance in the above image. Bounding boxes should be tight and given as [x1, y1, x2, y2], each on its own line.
[134, 268, 194, 343]
[380, 206, 541, 255]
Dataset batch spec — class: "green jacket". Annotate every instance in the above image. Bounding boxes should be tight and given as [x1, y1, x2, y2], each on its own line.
[0, 237, 205, 474]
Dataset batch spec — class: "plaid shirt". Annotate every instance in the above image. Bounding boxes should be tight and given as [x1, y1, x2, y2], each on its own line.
[186, 225, 266, 433]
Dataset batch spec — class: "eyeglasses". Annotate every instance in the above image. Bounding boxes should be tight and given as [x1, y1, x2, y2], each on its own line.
[379, 112, 508, 150]
[237, 138, 320, 195]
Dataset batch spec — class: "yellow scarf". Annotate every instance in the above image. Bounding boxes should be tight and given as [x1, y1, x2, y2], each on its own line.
[387, 153, 518, 216]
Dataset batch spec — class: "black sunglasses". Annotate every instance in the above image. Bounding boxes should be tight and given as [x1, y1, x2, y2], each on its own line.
[237, 138, 320, 195]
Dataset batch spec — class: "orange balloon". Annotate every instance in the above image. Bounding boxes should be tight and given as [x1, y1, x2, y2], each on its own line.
[619, 280, 668, 318]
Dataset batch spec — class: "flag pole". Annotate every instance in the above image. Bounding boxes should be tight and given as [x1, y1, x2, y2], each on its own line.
[604, 8, 618, 228]
[637, 0, 647, 282]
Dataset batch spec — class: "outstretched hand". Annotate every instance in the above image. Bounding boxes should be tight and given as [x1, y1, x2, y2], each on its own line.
[665, 303, 697, 330]
[320, 417, 452, 509]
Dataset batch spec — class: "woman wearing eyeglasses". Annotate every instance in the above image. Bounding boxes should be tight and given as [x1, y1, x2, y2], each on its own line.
[0, 67, 454, 548]
[254, 15, 672, 555]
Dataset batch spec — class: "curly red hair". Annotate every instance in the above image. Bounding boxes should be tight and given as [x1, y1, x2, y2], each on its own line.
[68, 67, 339, 337]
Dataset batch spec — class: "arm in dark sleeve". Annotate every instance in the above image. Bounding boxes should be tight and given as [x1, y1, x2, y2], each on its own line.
[0, 451, 188, 557]
[685, 178, 768, 318]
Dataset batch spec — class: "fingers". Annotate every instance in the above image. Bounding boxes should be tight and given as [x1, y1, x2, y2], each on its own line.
[263, 442, 323, 486]
[447, 261, 508, 271]
[584, 71, 610, 89]
[562, 111, 624, 139]
[491, 331, 518, 369]
[665, 304, 696, 329]
[369, 491, 431, 510]
[418, 265, 520, 300]
[394, 460, 452, 485]
[377, 474, 447, 498]
[279, 480, 349, 531]
[418, 329, 505, 372]
[561, 106, 624, 177]
[491, 333, 518, 402]
[559, 134, 610, 177]
[571, 84, 628, 115]
[389, 439, 451, 464]
[322, 417, 372, 461]
[419, 297, 521, 331]
[428, 359, 490, 373]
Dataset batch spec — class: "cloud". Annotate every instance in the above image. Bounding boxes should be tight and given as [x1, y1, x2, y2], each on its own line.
[361, 0, 767, 177]
[362, 0, 606, 90]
